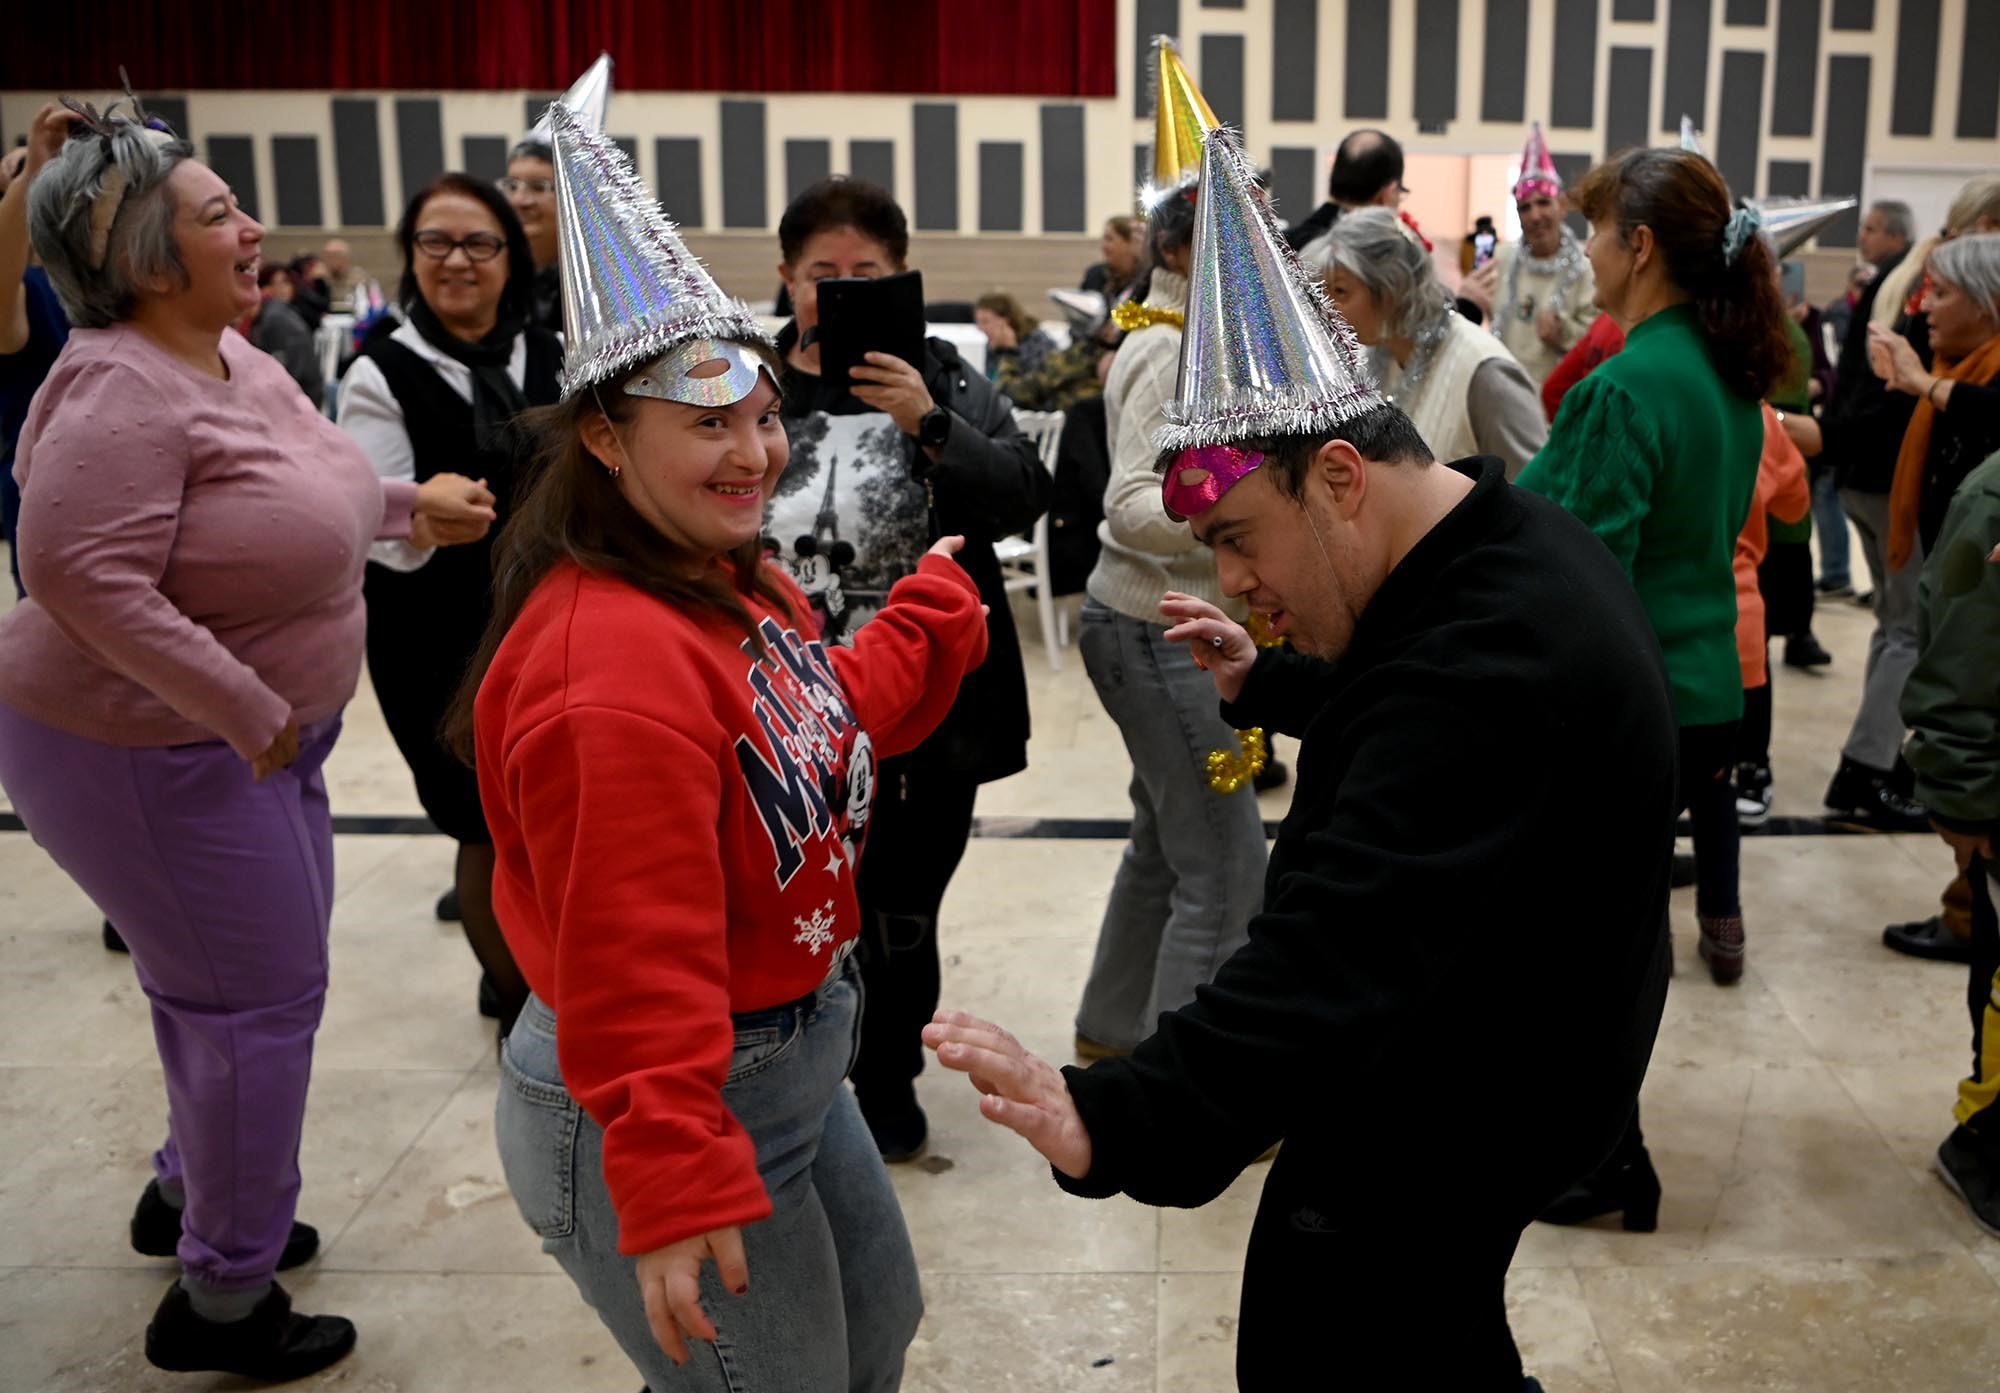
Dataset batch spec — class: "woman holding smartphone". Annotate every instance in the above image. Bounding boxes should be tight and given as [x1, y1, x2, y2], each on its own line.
[768, 176, 1048, 1163]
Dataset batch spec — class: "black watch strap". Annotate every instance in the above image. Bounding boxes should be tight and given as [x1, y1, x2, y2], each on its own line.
[918, 406, 952, 450]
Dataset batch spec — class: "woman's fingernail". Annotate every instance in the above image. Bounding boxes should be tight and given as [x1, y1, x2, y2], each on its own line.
[735, 1284, 749, 1296]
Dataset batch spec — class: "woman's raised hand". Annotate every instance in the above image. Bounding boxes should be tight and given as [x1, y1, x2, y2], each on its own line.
[634, 1226, 750, 1368]
[411, 473, 497, 548]
[1866, 323, 1928, 396]
[1159, 592, 1258, 704]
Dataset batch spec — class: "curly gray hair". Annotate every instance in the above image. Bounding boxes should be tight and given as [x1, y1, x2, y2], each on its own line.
[1312, 206, 1450, 344]
[28, 118, 194, 328]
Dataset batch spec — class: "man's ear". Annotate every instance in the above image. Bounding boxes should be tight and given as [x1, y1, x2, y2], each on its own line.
[1311, 438, 1368, 521]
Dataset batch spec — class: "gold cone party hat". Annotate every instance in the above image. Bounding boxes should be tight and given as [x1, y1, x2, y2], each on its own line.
[1753, 196, 1859, 258]
[547, 100, 766, 400]
[531, 52, 613, 140]
[1158, 127, 1383, 454]
[1147, 36, 1219, 203]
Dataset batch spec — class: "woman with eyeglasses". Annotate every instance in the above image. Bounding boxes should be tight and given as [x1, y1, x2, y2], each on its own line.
[500, 139, 561, 333]
[337, 173, 563, 1038]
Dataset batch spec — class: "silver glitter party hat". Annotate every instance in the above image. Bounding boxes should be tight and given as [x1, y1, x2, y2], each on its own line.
[1679, 115, 1708, 159]
[1753, 195, 1859, 258]
[531, 52, 613, 140]
[1158, 127, 1382, 453]
[547, 100, 767, 400]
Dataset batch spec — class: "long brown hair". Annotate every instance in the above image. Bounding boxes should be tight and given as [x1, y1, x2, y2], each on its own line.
[1572, 148, 1792, 402]
[443, 352, 796, 764]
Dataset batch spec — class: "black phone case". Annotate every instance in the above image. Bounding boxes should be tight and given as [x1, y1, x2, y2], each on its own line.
[816, 270, 927, 389]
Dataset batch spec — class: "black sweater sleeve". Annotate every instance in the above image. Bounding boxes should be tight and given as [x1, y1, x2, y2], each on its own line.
[919, 344, 1051, 542]
[1218, 646, 1343, 739]
[1054, 676, 1552, 1210]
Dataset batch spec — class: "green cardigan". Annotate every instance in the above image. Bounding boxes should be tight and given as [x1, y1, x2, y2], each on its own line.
[1517, 304, 1762, 727]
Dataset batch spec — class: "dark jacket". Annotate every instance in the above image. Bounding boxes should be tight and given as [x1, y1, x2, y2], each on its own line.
[1916, 379, 2000, 556]
[1827, 245, 1924, 494]
[1282, 200, 1341, 252]
[250, 298, 323, 409]
[776, 325, 1049, 784]
[1054, 458, 1676, 1385]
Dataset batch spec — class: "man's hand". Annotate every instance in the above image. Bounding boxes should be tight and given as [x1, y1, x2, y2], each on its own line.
[1159, 592, 1258, 704]
[849, 352, 938, 438]
[923, 1009, 1093, 1179]
[1535, 306, 1565, 350]
[634, 1227, 749, 1368]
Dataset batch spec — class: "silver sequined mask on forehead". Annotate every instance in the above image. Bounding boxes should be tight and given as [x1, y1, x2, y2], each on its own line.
[623, 338, 772, 407]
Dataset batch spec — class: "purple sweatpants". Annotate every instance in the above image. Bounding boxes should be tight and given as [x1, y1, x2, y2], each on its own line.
[0, 702, 341, 1291]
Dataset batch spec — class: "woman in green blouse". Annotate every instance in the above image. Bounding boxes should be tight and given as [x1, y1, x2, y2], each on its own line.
[1517, 147, 1794, 1228]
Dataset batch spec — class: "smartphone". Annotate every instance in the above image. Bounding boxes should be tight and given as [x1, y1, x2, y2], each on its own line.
[1779, 260, 1806, 306]
[1474, 230, 1497, 268]
[815, 270, 927, 390]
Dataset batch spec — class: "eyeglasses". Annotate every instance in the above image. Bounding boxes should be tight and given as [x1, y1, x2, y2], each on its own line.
[412, 230, 507, 262]
[497, 176, 554, 196]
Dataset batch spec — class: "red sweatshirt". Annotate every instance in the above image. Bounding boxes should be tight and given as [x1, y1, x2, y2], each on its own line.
[475, 553, 988, 1255]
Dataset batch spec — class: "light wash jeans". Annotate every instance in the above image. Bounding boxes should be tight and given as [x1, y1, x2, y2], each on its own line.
[1838, 488, 1924, 770]
[1076, 600, 1269, 1050]
[1811, 469, 1850, 587]
[495, 960, 921, 1391]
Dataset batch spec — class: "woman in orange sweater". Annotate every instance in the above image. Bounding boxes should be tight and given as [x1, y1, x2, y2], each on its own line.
[455, 107, 988, 1389]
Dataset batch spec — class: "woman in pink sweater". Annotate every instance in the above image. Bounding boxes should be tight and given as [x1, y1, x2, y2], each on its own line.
[0, 100, 492, 1382]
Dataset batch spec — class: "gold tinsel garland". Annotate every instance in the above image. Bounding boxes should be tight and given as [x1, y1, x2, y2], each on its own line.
[1202, 612, 1286, 795]
[1111, 300, 1187, 334]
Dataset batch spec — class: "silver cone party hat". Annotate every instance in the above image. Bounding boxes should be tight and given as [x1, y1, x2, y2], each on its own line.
[547, 101, 766, 400]
[531, 52, 613, 140]
[1752, 195, 1859, 258]
[1679, 115, 1708, 159]
[1158, 127, 1382, 453]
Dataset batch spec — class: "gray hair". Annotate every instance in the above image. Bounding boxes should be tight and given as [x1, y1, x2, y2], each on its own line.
[1946, 176, 2000, 236]
[28, 123, 194, 328]
[1869, 200, 1916, 242]
[1927, 233, 2000, 324]
[1314, 206, 1446, 343]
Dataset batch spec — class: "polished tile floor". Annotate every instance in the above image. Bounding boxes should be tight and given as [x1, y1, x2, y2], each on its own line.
[3, 555, 1997, 1391]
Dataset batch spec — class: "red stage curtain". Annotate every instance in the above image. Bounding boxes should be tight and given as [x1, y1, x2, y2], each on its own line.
[5, 0, 1116, 96]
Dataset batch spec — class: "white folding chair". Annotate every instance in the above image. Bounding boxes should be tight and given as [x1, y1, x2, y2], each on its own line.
[996, 409, 1068, 672]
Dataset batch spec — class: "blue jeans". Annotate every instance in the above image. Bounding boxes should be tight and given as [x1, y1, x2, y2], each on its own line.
[1076, 600, 1268, 1050]
[494, 961, 921, 1391]
[1811, 468, 1849, 587]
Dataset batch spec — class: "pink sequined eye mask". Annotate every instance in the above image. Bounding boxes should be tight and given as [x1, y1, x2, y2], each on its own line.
[1162, 444, 1266, 522]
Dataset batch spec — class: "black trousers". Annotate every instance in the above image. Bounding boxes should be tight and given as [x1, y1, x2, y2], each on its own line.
[1238, 1145, 1531, 1390]
[849, 757, 979, 1108]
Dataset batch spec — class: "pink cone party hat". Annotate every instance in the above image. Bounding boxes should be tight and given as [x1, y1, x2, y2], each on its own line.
[546, 100, 766, 400]
[1514, 121, 1562, 202]
[1157, 127, 1382, 474]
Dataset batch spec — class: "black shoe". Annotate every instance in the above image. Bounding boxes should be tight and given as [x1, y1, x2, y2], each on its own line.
[1882, 915, 1975, 963]
[1823, 757, 1929, 832]
[1697, 914, 1746, 985]
[1935, 1127, 2000, 1239]
[1816, 578, 1854, 598]
[1252, 756, 1289, 793]
[144, 1281, 355, 1380]
[1670, 852, 1697, 889]
[1733, 762, 1773, 828]
[103, 919, 129, 953]
[477, 970, 503, 1020]
[1783, 633, 1833, 669]
[436, 886, 461, 922]
[130, 1180, 319, 1271]
[860, 1092, 929, 1164]
[1538, 1149, 1661, 1232]
[1855, 590, 1874, 607]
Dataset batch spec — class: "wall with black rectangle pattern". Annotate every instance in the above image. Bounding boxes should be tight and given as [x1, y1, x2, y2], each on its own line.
[1481, 0, 1529, 123]
[331, 97, 384, 229]
[655, 138, 703, 229]
[978, 142, 1024, 233]
[1199, 34, 1245, 130]
[1820, 54, 1869, 245]
[271, 135, 322, 227]
[1135, 0, 1180, 117]
[1767, 160, 1811, 198]
[1771, 0, 1819, 138]
[462, 136, 509, 185]
[1662, 0, 1712, 134]
[1831, 0, 1873, 28]
[1890, 0, 1939, 136]
[849, 139, 894, 195]
[394, 98, 444, 211]
[1414, 0, 1460, 125]
[1268, 146, 1318, 228]
[913, 104, 958, 232]
[204, 135, 259, 221]
[1271, 0, 1317, 122]
[785, 139, 831, 203]
[1040, 105, 1087, 233]
[1551, 0, 1599, 128]
[1606, 48, 1654, 158]
[1958, 2, 2000, 140]
[1723, 0, 1766, 21]
[720, 100, 767, 230]
[1346, 0, 1391, 119]
[1715, 51, 1764, 202]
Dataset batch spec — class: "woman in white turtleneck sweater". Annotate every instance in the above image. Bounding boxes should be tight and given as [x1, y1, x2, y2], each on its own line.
[1072, 191, 1268, 1058]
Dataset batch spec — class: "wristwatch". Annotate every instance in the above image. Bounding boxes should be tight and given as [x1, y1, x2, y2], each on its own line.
[918, 406, 952, 450]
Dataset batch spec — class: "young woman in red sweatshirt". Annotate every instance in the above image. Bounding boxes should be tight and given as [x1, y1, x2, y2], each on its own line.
[455, 327, 988, 1390]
